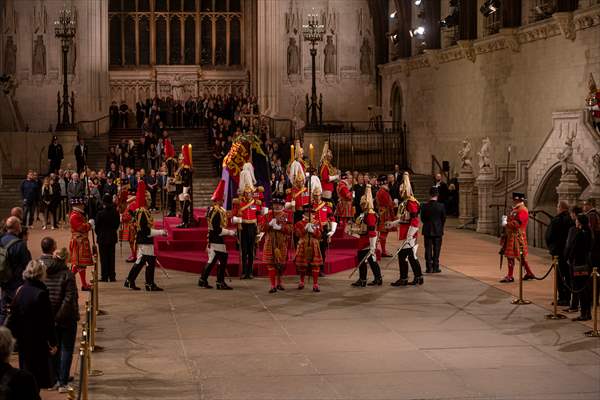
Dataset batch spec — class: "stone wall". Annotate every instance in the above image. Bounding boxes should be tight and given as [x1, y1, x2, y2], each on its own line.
[0, 0, 110, 132]
[257, 0, 377, 122]
[380, 4, 600, 180]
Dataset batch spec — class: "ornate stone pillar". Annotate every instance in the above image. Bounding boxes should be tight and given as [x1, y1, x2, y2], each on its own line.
[459, 170, 475, 225]
[556, 173, 582, 206]
[476, 172, 495, 234]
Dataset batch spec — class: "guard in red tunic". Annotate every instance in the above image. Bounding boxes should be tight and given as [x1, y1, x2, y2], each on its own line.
[164, 136, 177, 177]
[261, 193, 292, 293]
[499, 192, 535, 283]
[312, 186, 336, 275]
[376, 175, 395, 257]
[231, 174, 261, 279]
[121, 195, 137, 262]
[348, 185, 382, 287]
[69, 197, 94, 291]
[286, 170, 309, 225]
[198, 180, 236, 290]
[319, 141, 339, 204]
[294, 204, 323, 292]
[387, 172, 424, 286]
[335, 172, 354, 234]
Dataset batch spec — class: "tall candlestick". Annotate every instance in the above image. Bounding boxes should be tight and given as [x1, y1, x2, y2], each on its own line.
[309, 143, 314, 166]
[291, 144, 295, 160]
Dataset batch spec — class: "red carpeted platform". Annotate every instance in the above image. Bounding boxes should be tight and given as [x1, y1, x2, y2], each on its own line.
[154, 208, 376, 277]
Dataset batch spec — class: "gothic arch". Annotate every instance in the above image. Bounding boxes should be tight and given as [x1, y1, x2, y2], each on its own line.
[533, 163, 591, 213]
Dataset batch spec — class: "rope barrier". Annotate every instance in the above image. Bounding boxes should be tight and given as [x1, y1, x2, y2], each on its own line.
[531, 262, 554, 281]
[555, 260, 595, 295]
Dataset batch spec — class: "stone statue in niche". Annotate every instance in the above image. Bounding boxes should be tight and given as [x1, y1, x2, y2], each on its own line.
[32, 35, 46, 75]
[33, 0, 47, 34]
[557, 132, 577, 176]
[477, 137, 493, 173]
[459, 139, 473, 171]
[287, 37, 299, 76]
[67, 39, 76, 75]
[593, 153, 600, 184]
[323, 35, 336, 75]
[2, 0, 17, 34]
[360, 37, 372, 75]
[3, 36, 17, 75]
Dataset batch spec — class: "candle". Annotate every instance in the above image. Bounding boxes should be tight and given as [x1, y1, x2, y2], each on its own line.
[291, 144, 294, 159]
[309, 143, 314, 165]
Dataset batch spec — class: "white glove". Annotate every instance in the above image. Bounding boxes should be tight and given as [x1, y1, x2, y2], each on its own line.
[272, 223, 282, 231]
[386, 219, 401, 229]
[88, 219, 95, 228]
[327, 221, 338, 238]
[262, 207, 269, 216]
[305, 223, 315, 233]
[150, 228, 167, 237]
[305, 172, 310, 177]
[220, 228, 236, 236]
[291, 200, 296, 208]
[369, 236, 377, 256]
[501, 215, 508, 227]
[268, 218, 277, 227]
[232, 216, 242, 224]
[329, 175, 339, 182]
[284, 201, 293, 209]
[394, 199, 399, 206]
[256, 232, 265, 242]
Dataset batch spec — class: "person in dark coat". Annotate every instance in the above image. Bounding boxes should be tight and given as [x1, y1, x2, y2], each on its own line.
[20, 171, 38, 228]
[95, 194, 121, 282]
[420, 186, 446, 273]
[47, 136, 64, 175]
[545, 201, 574, 306]
[6, 260, 57, 389]
[38, 237, 79, 392]
[564, 214, 593, 321]
[0, 326, 41, 400]
[564, 206, 583, 313]
[74, 137, 88, 173]
[433, 173, 449, 205]
[0, 217, 32, 326]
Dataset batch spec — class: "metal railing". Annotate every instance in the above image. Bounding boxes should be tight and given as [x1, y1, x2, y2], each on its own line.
[431, 155, 449, 183]
[320, 120, 407, 172]
[489, 203, 551, 248]
[76, 115, 110, 138]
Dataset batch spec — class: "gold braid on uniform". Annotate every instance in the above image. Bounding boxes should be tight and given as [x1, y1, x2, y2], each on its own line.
[133, 208, 153, 247]
[207, 205, 227, 240]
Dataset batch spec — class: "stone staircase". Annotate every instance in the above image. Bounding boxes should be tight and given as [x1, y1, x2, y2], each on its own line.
[0, 177, 27, 215]
[85, 135, 109, 171]
[410, 174, 434, 203]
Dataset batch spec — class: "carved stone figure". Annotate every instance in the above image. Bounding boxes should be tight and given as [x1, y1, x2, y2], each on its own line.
[323, 35, 336, 75]
[593, 153, 600, 184]
[33, 0, 48, 34]
[459, 139, 473, 171]
[360, 37, 372, 75]
[477, 137, 493, 173]
[2, 0, 17, 34]
[32, 35, 46, 75]
[3, 36, 16, 75]
[287, 37, 300, 76]
[557, 133, 576, 176]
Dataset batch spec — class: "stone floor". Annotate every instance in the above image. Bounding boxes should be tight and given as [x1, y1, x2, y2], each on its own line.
[20, 218, 600, 400]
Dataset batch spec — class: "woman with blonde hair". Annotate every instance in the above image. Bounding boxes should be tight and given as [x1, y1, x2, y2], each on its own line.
[40, 176, 53, 230]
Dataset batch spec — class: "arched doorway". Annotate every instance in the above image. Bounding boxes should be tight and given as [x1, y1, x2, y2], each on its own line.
[390, 83, 403, 130]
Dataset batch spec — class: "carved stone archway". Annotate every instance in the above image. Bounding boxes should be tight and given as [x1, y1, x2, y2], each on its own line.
[528, 110, 600, 210]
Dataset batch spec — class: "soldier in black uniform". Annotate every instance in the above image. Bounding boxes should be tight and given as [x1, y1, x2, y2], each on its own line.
[198, 180, 235, 290]
[124, 187, 167, 291]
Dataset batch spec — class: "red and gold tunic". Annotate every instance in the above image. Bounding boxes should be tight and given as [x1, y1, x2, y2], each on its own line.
[286, 187, 309, 212]
[320, 162, 334, 195]
[501, 203, 529, 259]
[376, 186, 395, 232]
[261, 210, 292, 266]
[69, 209, 93, 267]
[232, 198, 261, 224]
[335, 180, 354, 218]
[313, 201, 335, 229]
[397, 198, 420, 241]
[294, 216, 323, 267]
[356, 211, 378, 250]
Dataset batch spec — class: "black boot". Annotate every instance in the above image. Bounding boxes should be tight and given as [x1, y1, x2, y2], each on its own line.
[409, 276, 424, 285]
[198, 278, 213, 289]
[367, 278, 383, 286]
[351, 279, 366, 287]
[269, 287, 277, 293]
[390, 278, 409, 286]
[124, 279, 140, 290]
[216, 282, 233, 290]
[145, 283, 164, 291]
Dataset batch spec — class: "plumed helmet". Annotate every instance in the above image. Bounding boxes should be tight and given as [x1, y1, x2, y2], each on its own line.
[211, 179, 226, 202]
[399, 171, 413, 198]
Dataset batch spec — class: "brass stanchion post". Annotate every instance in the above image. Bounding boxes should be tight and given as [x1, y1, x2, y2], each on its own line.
[546, 257, 566, 320]
[585, 267, 600, 337]
[511, 258, 531, 305]
[85, 302, 104, 377]
[79, 339, 88, 400]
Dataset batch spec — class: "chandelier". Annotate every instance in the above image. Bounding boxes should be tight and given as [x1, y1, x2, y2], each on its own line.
[302, 12, 325, 44]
